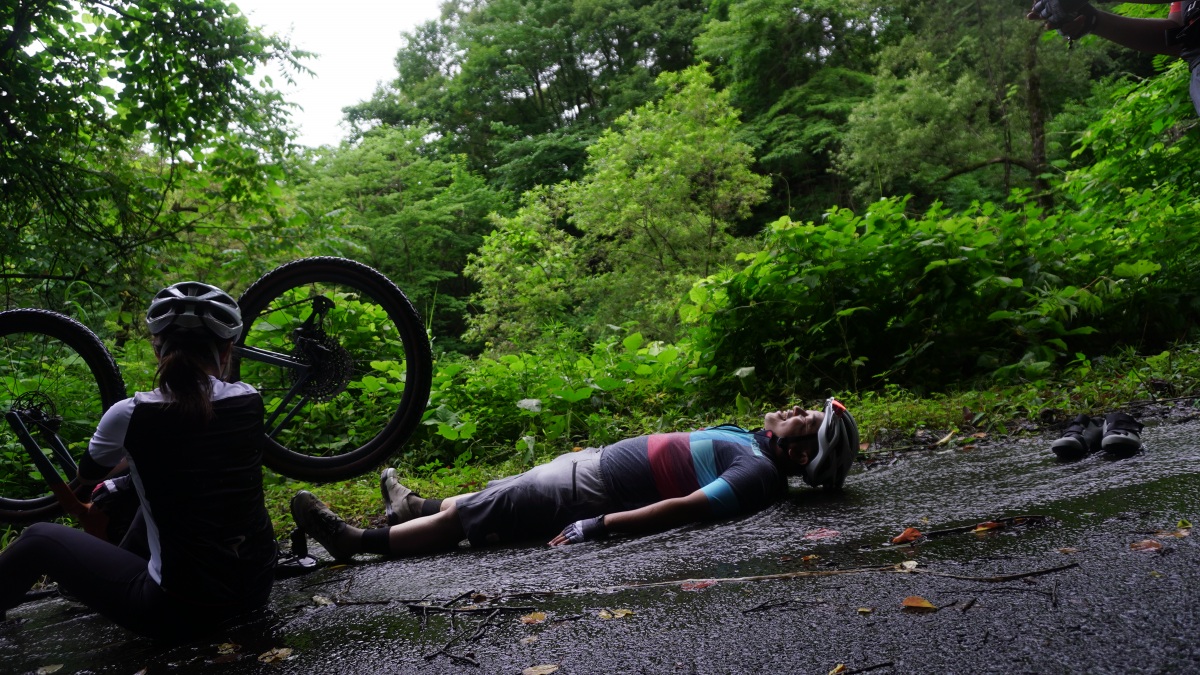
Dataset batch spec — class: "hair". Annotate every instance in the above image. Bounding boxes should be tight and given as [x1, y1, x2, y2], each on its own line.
[153, 333, 228, 425]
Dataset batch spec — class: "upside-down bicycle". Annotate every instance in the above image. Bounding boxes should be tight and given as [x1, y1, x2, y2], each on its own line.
[0, 256, 433, 528]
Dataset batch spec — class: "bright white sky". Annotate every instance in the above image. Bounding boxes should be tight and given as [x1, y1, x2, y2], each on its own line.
[233, 0, 444, 147]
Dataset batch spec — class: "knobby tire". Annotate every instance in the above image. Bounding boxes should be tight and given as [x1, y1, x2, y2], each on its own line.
[232, 257, 432, 482]
[0, 309, 126, 523]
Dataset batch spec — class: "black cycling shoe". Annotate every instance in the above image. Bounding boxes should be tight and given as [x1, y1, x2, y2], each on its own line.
[1051, 413, 1102, 461]
[1100, 412, 1144, 458]
[290, 491, 355, 561]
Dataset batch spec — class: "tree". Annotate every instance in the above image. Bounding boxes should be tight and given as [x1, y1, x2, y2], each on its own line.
[345, 0, 708, 195]
[465, 66, 768, 348]
[696, 0, 898, 222]
[295, 126, 505, 351]
[1, 0, 307, 311]
[834, 0, 1159, 210]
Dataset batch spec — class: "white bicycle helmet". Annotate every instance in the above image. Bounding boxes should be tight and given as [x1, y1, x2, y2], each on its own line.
[146, 281, 242, 340]
[800, 397, 860, 489]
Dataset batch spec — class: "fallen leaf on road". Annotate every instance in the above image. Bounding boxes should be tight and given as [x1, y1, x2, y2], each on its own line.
[313, 595, 334, 606]
[681, 580, 717, 591]
[973, 521, 1004, 533]
[523, 665, 559, 675]
[36, 666, 63, 674]
[520, 612, 547, 624]
[902, 596, 938, 613]
[804, 528, 840, 540]
[1154, 528, 1190, 538]
[598, 608, 633, 619]
[802, 554, 820, 563]
[829, 665, 847, 675]
[857, 607, 873, 615]
[1130, 540, 1163, 552]
[891, 527, 922, 544]
[1149, 571, 1164, 579]
[520, 636, 538, 645]
[895, 560, 918, 571]
[257, 648, 293, 664]
[217, 643, 240, 655]
[1180, 519, 1193, 529]
[1058, 547, 1078, 554]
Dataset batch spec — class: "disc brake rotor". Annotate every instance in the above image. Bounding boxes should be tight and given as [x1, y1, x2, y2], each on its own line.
[10, 392, 62, 432]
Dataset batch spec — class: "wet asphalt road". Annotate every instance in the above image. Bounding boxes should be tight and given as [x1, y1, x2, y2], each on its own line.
[4, 413, 1199, 674]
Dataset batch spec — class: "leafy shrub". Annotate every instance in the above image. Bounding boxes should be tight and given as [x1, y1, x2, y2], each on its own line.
[682, 191, 1200, 394]
[411, 329, 716, 467]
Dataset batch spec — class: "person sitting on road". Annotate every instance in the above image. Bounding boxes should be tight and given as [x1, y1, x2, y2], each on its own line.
[290, 398, 859, 561]
[0, 283, 276, 640]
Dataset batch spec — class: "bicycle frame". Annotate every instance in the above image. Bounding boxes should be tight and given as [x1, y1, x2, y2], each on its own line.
[3, 409, 107, 537]
[231, 344, 312, 437]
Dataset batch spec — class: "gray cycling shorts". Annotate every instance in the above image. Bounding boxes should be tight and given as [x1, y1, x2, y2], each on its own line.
[454, 447, 618, 546]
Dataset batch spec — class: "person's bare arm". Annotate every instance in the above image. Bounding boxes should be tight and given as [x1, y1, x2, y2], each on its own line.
[1030, 2, 1184, 54]
[548, 489, 712, 546]
[1093, 8, 1184, 54]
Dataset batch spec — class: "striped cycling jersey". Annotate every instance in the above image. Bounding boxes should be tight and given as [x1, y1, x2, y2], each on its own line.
[599, 427, 786, 518]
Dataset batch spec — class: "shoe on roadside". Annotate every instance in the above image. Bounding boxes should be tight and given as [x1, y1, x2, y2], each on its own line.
[290, 491, 354, 561]
[1100, 412, 1144, 458]
[1051, 413, 1102, 461]
[380, 468, 416, 526]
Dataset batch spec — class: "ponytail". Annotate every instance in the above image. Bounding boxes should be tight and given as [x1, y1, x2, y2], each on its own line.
[153, 335, 227, 424]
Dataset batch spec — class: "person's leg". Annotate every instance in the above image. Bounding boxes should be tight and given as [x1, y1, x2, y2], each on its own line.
[292, 490, 465, 560]
[0, 523, 172, 635]
[384, 504, 466, 556]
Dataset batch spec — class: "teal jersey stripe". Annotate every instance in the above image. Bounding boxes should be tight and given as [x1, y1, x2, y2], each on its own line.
[694, 427, 763, 456]
[701, 477, 739, 517]
[689, 438, 720, 486]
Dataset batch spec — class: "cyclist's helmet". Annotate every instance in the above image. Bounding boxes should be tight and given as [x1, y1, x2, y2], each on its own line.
[799, 397, 860, 490]
[146, 282, 242, 340]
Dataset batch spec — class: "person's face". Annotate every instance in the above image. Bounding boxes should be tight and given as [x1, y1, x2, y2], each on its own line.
[763, 406, 824, 474]
[763, 406, 824, 438]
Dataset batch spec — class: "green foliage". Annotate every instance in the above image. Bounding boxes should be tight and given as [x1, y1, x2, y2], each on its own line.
[1, 0, 310, 326]
[292, 126, 506, 349]
[346, 0, 708, 193]
[411, 330, 716, 467]
[696, 0, 896, 223]
[683, 190, 1200, 394]
[465, 66, 768, 348]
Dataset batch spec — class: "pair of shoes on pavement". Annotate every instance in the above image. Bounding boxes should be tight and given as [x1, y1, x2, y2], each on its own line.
[1051, 412, 1144, 460]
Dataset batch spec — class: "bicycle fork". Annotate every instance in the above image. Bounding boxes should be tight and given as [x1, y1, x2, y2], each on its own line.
[4, 410, 107, 537]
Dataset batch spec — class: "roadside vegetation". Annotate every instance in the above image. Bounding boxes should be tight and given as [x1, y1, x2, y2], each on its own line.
[3, 1, 1199, 536]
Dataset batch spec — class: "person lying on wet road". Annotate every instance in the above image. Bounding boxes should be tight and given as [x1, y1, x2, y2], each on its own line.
[290, 398, 859, 561]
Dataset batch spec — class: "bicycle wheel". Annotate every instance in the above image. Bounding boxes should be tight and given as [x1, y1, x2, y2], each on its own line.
[232, 257, 432, 482]
[0, 309, 126, 523]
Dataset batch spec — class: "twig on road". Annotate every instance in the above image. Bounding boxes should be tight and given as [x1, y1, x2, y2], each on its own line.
[844, 661, 895, 675]
[911, 562, 1079, 583]
[405, 604, 538, 615]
